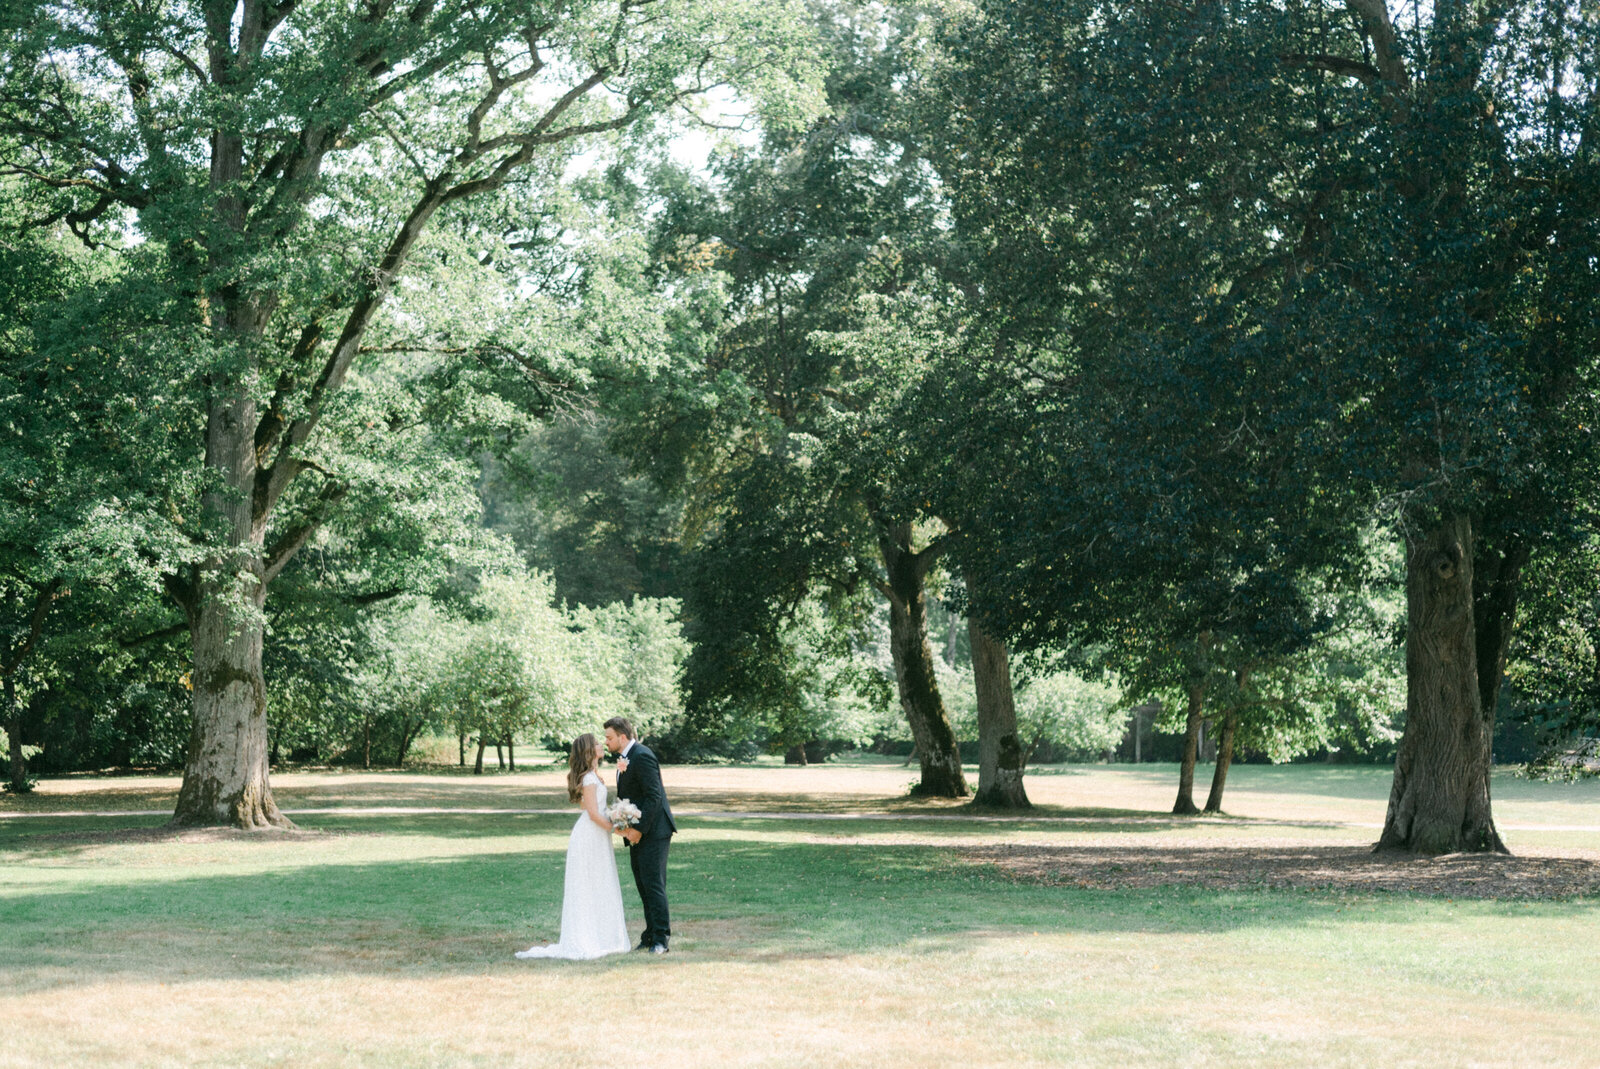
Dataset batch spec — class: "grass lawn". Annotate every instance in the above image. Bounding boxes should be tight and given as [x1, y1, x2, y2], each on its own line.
[1, 762, 1597, 1067]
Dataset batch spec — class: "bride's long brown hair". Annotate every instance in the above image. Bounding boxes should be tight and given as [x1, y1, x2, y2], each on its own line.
[566, 733, 601, 803]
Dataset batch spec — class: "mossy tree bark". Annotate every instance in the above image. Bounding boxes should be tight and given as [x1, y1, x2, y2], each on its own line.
[1378, 513, 1507, 855]
[170, 383, 292, 829]
[172, 585, 287, 827]
[879, 522, 967, 798]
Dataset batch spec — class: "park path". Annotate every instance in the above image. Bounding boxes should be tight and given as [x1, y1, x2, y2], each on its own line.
[1, 806, 1597, 832]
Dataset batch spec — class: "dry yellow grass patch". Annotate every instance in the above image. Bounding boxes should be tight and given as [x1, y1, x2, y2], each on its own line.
[3, 768, 1599, 1068]
[8, 927, 1597, 1069]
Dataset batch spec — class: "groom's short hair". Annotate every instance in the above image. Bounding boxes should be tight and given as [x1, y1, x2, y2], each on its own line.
[603, 716, 636, 739]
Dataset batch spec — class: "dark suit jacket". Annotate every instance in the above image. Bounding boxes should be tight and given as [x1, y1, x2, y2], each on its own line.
[616, 741, 676, 842]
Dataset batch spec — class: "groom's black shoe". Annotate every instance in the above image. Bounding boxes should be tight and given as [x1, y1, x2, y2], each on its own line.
[632, 940, 653, 952]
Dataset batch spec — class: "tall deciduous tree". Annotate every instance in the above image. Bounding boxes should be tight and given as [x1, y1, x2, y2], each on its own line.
[1, 1, 819, 826]
[925, 0, 1600, 852]
[609, 1, 973, 795]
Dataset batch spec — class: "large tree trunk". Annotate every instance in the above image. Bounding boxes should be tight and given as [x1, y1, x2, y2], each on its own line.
[1173, 681, 1204, 815]
[473, 737, 487, 774]
[171, 378, 290, 829]
[172, 575, 288, 828]
[1203, 715, 1237, 812]
[784, 744, 808, 766]
[880, 522, 967, 798]
[1379, 513, 1506, 854]
[1204, 670, 1249, 813]
[1203, 708, 1239, 814]
[968, 608, 1029, 809]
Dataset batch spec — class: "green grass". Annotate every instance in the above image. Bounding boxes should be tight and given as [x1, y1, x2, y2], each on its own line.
[1, 767, 1597, 1067]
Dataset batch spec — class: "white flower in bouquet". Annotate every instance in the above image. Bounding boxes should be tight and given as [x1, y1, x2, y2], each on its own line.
[606, 798, 641, 831]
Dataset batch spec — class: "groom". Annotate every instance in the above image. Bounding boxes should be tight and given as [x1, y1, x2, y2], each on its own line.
[604, 717, 677, 954]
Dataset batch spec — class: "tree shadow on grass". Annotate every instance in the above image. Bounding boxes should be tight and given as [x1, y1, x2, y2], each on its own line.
[1040, 763, 1397, 802]
[0, 804, 1382, 863]
[275, 783, 572, 808]
[961, 842, 1600, 899]
[957, 802, 1275, 823]
[681, 812, 1364, 841]
[3, 837, 1596, 992]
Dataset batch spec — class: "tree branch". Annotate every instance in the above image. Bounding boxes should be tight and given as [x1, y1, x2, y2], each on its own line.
[263, 484, 349, 584]
[119, 622, 191, 649]
[912, 533, 951, 581]
[1344, 0, 1410, 89]
[252, 10, 709, 524]
[1, 579, 64, 675]
[1280, 53, 1384, 86]
[347, 586, 406, 606]
[440, 69, 617, 204]
[162, 569, 198, 619]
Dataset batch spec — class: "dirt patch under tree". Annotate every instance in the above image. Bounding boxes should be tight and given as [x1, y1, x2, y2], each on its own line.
[961, 842, 1600, 899]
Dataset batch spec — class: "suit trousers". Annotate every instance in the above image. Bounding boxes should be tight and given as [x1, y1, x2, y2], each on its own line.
[628, 834, 671, 946]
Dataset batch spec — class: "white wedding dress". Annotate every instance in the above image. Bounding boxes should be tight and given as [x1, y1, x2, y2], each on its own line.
[515, 771, 630, 961]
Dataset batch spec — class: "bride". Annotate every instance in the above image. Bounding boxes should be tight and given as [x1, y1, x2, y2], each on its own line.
[515, 733, 630, 960]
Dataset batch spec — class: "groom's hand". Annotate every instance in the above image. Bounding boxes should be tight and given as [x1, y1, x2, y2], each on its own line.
[622, 828, 641, 845]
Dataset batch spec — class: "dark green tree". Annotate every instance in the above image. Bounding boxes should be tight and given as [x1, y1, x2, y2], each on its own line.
[482, 419, 684, 608]
[1502, 536, 1600, 776]
[925, 0, 1600, 852]
[0, 182, 198, 789]
[611, 3, 978, 794]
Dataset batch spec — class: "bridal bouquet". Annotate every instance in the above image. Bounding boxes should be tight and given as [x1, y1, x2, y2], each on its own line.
[606, 798, 641, 831]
